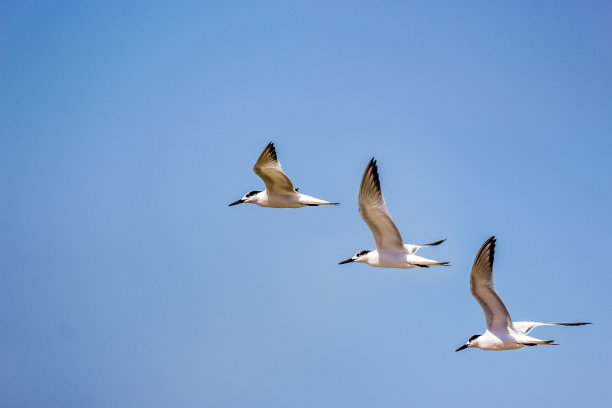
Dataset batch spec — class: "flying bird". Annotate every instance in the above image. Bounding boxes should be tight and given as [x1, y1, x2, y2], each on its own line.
[228, 142, 339, 208]
[455, 236, 591, 352]
[339, 158, 448, 269]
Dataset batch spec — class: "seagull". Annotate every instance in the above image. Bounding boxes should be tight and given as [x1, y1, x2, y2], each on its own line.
[228, 142, 339, 208]
[338, 158, 448, 269]
[455, 236, 591, 352]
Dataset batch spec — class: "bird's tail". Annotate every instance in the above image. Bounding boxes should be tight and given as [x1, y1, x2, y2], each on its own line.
[521, 340, 558, 346]
[409, 255, 450, 268]
[298, 194, 340, 206]
[302, 201, 340, 206]
[421, 261, 450, 267]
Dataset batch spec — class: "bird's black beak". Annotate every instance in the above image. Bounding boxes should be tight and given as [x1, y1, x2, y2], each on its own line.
[338, 258, 354, 265]
[455, 344, 468, 352]
[228, 199, 245, 207]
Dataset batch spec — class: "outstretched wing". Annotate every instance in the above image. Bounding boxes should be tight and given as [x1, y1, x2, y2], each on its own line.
[470, 236, 514, 333]
[358, 159, 405, 253]
[404, 239, 446, 255]
[253, 142, 296, 195]
[513, 321, 591, 335]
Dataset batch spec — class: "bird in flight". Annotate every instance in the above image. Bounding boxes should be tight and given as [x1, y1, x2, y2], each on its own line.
[339, 158, 448, 269]
[228, 142, 339, 208]
[455, 236, 591, 352]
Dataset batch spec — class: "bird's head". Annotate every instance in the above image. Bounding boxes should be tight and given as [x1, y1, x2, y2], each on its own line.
[339, 250, 372, 265]
[455, 334, 481, 352]
[229, 190, 261, 206]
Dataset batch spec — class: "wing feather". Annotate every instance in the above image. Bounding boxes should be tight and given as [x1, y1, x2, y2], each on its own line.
[470, 236, 514, 333]
[253, 142, 296, 195]
[358, 159, 405, 253]
[513, 321, 591, 335]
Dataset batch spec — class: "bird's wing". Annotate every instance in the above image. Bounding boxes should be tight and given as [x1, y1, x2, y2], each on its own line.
[358, 159, 405, 253]
[470, 236, 514, 333]
[404, 239, 446, 255]
[513, 321, 591, 335]
[253, 142, 296, 195]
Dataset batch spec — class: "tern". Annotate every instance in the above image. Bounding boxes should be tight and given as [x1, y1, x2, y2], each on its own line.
[339, 158, 448, 269]
[455, 236, 591, 352]
[228, 142, 339, 208]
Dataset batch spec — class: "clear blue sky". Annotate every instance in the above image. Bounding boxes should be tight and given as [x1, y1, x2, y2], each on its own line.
[1, 1, 611, 407]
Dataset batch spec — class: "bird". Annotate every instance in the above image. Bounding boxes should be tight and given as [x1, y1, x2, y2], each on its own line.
[338, 158, 448, 269]
[228, 142, 339, 208]
[455, 236, 591, 352]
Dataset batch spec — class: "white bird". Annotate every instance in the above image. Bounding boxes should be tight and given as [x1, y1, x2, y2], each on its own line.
[456, 236, 591, 352]
[339, 158, 448, 269]
[228, 142, 339, 208]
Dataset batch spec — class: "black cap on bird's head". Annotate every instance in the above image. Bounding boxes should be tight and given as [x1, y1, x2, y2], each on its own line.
[229, 190, 261, 206]
[339, 250, 371, 265]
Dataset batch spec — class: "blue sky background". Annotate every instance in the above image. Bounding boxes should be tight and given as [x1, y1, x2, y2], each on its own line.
[1, 1, 611, 407]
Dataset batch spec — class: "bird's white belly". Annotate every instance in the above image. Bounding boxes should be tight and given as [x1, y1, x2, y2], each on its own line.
[263, 194, 302, 208]
[477, 332, 523, 351]
[376, 252, 414, 268]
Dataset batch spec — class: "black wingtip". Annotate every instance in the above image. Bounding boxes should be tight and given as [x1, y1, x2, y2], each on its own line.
[265, 142, 277, 160]
[425, 239, 446, 247]
[473, 236, 496, 271]
[485, 236, 496, 268]
[556, 322, 593, 326]
[366, 157, 381, 191]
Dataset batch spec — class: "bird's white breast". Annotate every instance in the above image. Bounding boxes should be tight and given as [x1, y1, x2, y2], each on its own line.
[374, 251, 416, 269]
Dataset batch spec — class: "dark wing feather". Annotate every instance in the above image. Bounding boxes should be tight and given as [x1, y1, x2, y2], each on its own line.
[358, 159, 405, 253]
[253, 142, 296, 195]
[470, 236, 514, 333]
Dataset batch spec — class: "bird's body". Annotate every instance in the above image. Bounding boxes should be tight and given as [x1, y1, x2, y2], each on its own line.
[354, 250, 447, 269]
[244, 190, 338, 208]
[455, 236, 590, 352]
[339, 158, 448, 269]
[467, 330, 556, 351]
[229, 142, 339, 208]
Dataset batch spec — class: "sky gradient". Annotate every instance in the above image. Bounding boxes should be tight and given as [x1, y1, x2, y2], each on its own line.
[1, 2, 611, 407]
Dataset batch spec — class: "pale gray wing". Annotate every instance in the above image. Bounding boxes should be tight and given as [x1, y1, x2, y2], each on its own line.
[513, 321, 591, 335]
[470, 236, 514, 333]
[253, 142, 296, 195]
[404, 239, 446, 255]
[358, 159, 406, 253]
